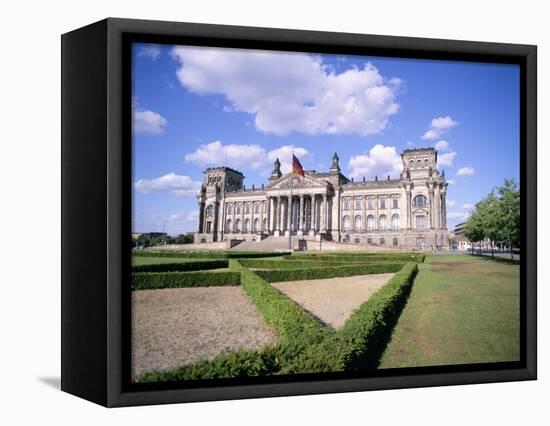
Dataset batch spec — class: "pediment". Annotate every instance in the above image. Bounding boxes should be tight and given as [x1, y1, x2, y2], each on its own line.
[267, 173, 329, 191]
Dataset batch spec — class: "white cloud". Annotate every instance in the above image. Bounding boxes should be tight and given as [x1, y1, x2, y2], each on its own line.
[421, 116, 458, 140]
[184, 140, 309, 173]
[171, 46, 401, 136]
[462, 203, 474, 210]
[134, 173, 202, 197]
[447, 179, 456, 185]
[138, 44, 161, 61]
[434, 140, 450, 151]
[447, 199, 456, 207]
[438, 151, 457, 167]
[133, 109, 167, 134]
[457, 167, 475, 176]
[184, 140, 267, 170]
[267, 145, 309, 173]
[348, 144, 402, 180]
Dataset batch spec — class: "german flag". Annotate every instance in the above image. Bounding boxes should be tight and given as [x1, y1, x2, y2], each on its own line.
[292, 154, 305, 177]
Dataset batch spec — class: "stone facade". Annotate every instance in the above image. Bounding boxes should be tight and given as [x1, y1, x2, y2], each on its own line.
[195, 148, 449, 250]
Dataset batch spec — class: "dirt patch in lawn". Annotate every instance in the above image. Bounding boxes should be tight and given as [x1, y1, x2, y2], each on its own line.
[132, 287, 276, 379]
[272, 273, 394, 329]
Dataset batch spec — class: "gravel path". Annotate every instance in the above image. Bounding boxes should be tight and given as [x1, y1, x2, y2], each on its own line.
[272, 273, 395, 329]
[132, 287, 277, 379]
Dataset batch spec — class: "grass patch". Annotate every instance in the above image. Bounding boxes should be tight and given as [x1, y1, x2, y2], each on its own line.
[379, 254, 520, 368]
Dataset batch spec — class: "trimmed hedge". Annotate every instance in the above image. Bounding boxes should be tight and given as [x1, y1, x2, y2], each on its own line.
[282, 262, 418, 373]
[133, 250, 290, 259]
[135, 259, 419, 381]
[136, 347, 280, 382]
[231, 260, 332, 344]
[237, 258, 361, 270]
[132, 271, 241, 290]
[285, 253, 425, 263]
[254, 262, 405, 283]
[131, 259, 228, 273]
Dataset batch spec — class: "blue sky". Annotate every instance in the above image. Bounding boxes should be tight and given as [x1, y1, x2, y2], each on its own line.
[132, 43, 519, 235]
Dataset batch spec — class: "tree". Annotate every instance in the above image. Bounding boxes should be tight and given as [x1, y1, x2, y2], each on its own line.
[464, 205, 485, 255]
[464, 179, 520, 260]
[494, 179, 520, 259]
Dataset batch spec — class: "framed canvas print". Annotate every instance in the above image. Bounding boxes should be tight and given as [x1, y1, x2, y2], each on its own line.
[61, 18, 537, 407]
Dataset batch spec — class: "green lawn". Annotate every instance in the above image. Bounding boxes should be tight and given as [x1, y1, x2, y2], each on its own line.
[379, 254, 520, 368]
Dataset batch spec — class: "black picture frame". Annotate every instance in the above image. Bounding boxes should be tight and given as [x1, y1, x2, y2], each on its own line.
[61, 17, 537, 407]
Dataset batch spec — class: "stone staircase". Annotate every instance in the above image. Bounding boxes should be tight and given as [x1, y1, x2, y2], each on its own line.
[231, 236, 296, 251]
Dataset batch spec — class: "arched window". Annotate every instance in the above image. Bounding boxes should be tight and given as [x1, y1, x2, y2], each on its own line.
[244, 218, 250, 233]
[413, 195, 428, 207]
[409, 160, 415, 168]
[254, 218, 260, 232]
[226, 219, 232, 233]
[367, 215, 374, 231]
[355, 215, 362, 231]
[342, 216, 350, 231]
[236, 218, 242, 232]
[424, 159, 429, 168]
[392, 214, 399, 231]
[379, 214, 387, 231]
[416, 159, 422, 168]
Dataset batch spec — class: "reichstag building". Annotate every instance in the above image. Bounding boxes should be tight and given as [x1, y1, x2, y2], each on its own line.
[195, 148, 449, 250]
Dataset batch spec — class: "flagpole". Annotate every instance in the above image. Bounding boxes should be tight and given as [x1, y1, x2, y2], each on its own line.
[289, 152, 293, 251]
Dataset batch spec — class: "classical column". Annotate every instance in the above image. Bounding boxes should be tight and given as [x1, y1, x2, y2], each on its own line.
[286, 196, 292, 235]
[276, 196, 281, 232]
[375, 195, 379, 231]
[320, 194, 327, 232]
[240, 203, 245, 233]
[299, 195, 304, 233]
[428, 189, 435, 229]
[312, 195, 317, 231]
[251, 202, 255, 233]
[434, 186, 441, 229]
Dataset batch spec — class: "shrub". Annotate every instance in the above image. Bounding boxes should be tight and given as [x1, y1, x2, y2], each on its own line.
[237, 259, 362, 270]
[132, 271, 241, 290]
[283, 262, 418, 373]
[132, 250, 290, 259]
[254, 262, 405, 282]
[131, 259, 228, 273]
[136, 347, 280, 382]
[231, 260, 332, 348]
[285, 253, 425, 263]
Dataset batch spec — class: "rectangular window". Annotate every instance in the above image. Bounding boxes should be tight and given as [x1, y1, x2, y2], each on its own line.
[380, 238, 385, 245]
[367, 199, 373, 209]
[416, 215, 425, 230]
[380, 198, 386, 209]
[393, 237, 398, 246]
[355, 199, 361, 210]
[392, 198, 398, 209]
[343, 200, 350, 210]
[367, 238, 372, 244]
